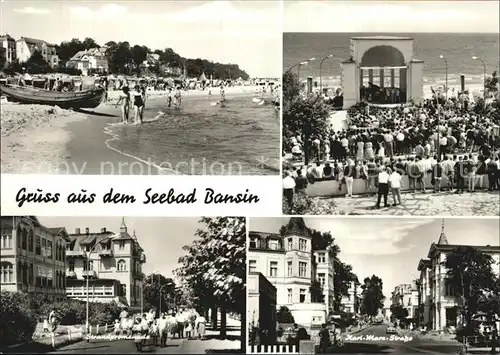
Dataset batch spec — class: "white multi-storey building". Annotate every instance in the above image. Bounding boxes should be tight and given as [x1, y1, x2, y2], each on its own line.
[417, 220, 500, 330]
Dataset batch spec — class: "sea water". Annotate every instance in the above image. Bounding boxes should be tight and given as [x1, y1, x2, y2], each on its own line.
[104, 94, 280, 175]
[284, 32, 499, 89]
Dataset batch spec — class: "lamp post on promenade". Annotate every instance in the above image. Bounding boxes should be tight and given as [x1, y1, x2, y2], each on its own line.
[319, 54, 333, 91]
[472, 56, 487, 106]
[439, 54, 448, 101]
[85, 235, 116, 341]
[286, 58, 316, 89]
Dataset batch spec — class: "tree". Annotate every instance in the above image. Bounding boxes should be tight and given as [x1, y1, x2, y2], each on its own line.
[283, 94, 331, 164]
[283, 71, 300, 105]
[175, 217, 246, 351]
[390, 304, 409, 323]
[131, 45, 149, 75]
[4, 59, 23, 74]
[142, 273, 177, 314]
[360, 275, 385, 318]
[485, 71, 499, 93]
[276, 306, 295, 324]
[443, 246, 498, 327]
[25, 50, 52, 74]
[82, 37, 99, 50]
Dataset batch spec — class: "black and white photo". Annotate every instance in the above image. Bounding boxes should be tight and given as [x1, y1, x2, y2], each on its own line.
[247, 216, 500, 354]
[0, 1, 280, 175]
[282, 1, 500, 216]
[0, 216, 246, 354]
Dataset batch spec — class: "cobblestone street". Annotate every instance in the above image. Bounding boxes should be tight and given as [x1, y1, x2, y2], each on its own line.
[314, 190, 500, 216]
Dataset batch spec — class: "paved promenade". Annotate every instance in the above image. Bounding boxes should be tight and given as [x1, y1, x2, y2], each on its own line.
[315, 190, 500, 216]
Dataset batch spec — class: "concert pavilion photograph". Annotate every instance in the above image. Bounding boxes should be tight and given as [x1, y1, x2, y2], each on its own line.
[282, 0, 500, 217]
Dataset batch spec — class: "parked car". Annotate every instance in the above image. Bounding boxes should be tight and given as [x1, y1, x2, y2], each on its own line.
[386, 325, 397, 335]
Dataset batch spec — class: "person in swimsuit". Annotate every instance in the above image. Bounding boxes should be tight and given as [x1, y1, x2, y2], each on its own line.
[132, 85, 144, 124]
[220, 84, 225, 102]
[115, 86, 130, 123]
[140, 85, 147, 109]
[167, 88, 173, 107]
[174, 86, 182, 108]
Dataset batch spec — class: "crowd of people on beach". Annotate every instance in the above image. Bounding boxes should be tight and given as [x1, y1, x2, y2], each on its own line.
[283, 91, 500, 209]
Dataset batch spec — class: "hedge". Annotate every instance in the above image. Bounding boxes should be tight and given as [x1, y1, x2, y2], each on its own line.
[0, 291, 38, 347]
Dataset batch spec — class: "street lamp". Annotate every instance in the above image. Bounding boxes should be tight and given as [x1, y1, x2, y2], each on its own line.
[439, 55, 448, 101]
[319, 54, 333, 91]
[286, 57, 316, 78]
[158, 283, 170, 316]
[472, 56, 487, 104]
[84, 235, 116, 339]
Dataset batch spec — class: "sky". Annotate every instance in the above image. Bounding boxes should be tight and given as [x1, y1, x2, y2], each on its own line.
[0, 1, 281, 78]
[250, 217, 500, 307]
[284, 1, 500, 33]
[38, 216, 204, 281]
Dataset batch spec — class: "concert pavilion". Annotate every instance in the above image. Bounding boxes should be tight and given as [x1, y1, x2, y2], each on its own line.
[341, 36, 424, 109]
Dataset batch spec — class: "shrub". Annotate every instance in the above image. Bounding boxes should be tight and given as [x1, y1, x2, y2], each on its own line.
[276, 306, 295, 324]
[283, 192, 339, 215]
[0, 291, 37, 347]
[38, 299, 121, 326]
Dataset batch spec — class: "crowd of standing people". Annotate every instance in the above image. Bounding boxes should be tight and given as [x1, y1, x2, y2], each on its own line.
[283, 92, 499, 209]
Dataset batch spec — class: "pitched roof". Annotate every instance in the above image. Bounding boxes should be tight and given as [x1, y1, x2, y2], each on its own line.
[18, 36, 56, 47]
[0, 34, 15, 41]
[437, 219, 449, 245]
[284, 217, 310, 237]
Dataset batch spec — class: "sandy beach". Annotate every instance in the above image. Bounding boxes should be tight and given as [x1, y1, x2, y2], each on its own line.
[1, 85, 277, 175]
[1, 101, 89, 174]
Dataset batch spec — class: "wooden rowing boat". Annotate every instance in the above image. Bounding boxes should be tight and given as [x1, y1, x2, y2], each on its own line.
[0, 84, 105, 109]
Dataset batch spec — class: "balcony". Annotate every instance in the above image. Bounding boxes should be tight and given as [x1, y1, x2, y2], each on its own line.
[99, 249, 113, 257]
[82, 270, 97, 278]
[67, 271, 77, 279]
[66, 250, 87, 258]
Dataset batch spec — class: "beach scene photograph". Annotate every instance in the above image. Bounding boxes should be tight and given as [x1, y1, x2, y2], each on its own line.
[282, 0, 500, 216]
[0, 1, 281, 175]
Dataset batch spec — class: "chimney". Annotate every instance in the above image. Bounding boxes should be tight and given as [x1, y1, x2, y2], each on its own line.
[85, 227, 89, 234]
[101, 228, 106, 233]
[75, 228, 80, 234]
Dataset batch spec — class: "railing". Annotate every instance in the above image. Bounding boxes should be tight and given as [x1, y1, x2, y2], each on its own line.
[82, 270, 97, 278]
[248, 345, 298, 354]
[98, 249, 113, 257]
[66, 250, 87, 257]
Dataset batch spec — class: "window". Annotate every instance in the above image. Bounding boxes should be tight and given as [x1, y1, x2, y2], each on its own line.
[1, 262, 13, 283]
[287, 261, 293, 277]
[318, 273, 325, 288]
[445, 279, 456, 297]
[299, 262, 307, 278]
[47, 241, 53, 259]
[35, 236, 41, 255]
[117, 259, 126, 271]
[249, 260, 256, 273]
[21, 229, 27, 250]
[299, 239, 307, 251]
[119, 241, 125, 249]
[287, 238, 293, 250]
[268, 240, 279, 250]
[249, 237, 256, 249]
[83, 260, 93, 271]
[68, 259, 75, 272]
[120, 284, 127, 297]
[383, 68, 392, 88]
[270, 261, 278, 277]
[1, 234, 12, 249]
[287, 288, 293, 304]
[299, 289, 306, 303]
[317, 253, 326, 264]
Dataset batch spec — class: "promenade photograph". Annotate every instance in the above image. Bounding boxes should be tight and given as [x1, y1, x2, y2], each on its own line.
[0, 1, 281, 175]
[281, 1, 500, 215]
[0, 216, 246, 354]
[247, 216, 500, 354]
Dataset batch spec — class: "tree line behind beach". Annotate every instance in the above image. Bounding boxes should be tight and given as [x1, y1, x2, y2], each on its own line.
[2, 36, 249, 79]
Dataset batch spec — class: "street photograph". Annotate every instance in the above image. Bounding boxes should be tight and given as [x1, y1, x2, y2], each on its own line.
[281, 1, 500, 215]
[0, 216, 246, 354]
[247, 216, 500, 354]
